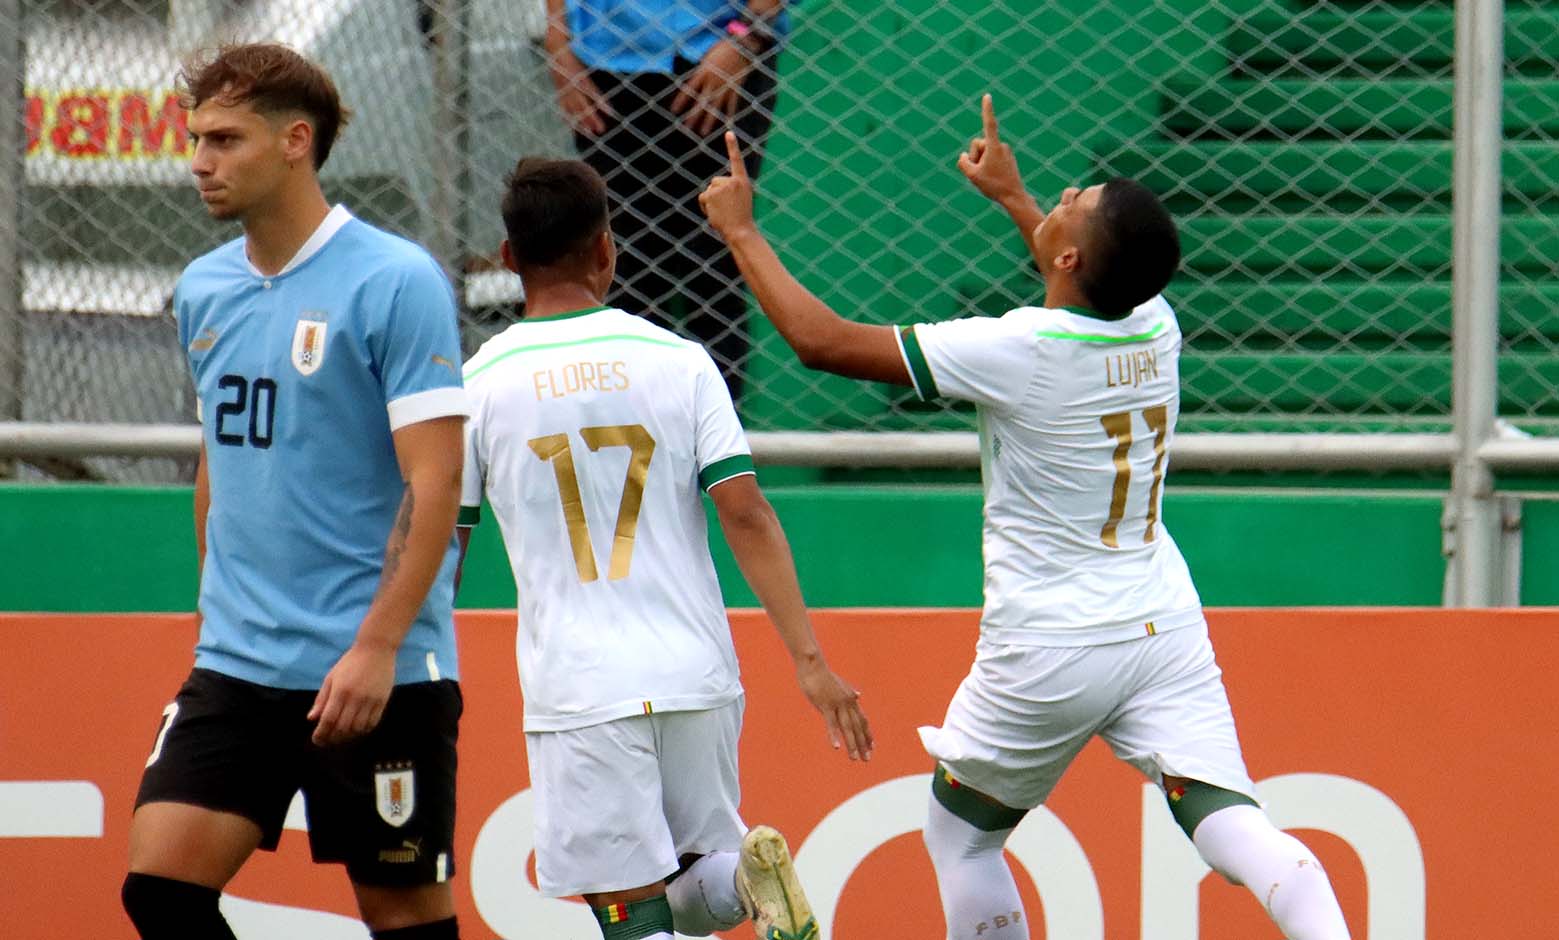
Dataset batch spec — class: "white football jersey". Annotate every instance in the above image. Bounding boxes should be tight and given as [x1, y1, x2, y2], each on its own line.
[896, 295, 1204, 645]
[460, 307, 753, 731]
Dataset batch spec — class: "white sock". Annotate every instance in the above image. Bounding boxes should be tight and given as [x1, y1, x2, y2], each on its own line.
[1192, 804, 1352, 940]
[665, 851, 745, 936]
[922, 794, 1027, 940]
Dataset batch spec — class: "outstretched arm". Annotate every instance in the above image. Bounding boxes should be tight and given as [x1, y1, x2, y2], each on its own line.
[957, 93, 1047, 270]
[700, 132, 911, 385]
[709, 474, 872, 761]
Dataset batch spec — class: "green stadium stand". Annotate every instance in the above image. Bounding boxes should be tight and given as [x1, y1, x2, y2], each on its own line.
[1226, 7, 1553, 79]
[1116, 0, 1559, 430]
[743, 0, 1559, 435]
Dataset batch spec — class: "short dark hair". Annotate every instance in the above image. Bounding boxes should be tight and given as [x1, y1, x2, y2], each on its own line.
[1078, 178, 1181, 316]
[178, 43, 351, 169]
[500, 158, 610, 270]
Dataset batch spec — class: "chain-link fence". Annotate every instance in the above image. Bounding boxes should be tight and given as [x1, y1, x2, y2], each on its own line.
[1498, 3, 1559, 436]
[2, 0, 1557, 482]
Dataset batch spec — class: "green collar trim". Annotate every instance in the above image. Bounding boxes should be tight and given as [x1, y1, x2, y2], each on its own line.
[464, 332, 682, 380]
[1060, 304, 1132, 321]
[1035, 320, 1168, 344]
[521, 304, 611, 323]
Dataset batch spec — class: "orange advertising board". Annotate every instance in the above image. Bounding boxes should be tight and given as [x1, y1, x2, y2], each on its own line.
[1, 608, 1555, 938]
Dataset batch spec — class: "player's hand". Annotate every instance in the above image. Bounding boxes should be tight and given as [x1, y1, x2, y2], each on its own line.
[957, 94, 1028, 208]
[796, 658, 873, 761]
[699, 131, 758, 238]
[308, 641, 397, 747]
[548, 46, 613, 137]
[672, 39, 752, 136]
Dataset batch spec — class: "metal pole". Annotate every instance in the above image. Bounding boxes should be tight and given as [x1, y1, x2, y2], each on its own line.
[1446, 0, 1505, 606]
[0, 0, 25, 469]
[427, 0, 472, 318]
[16, 426, 1559, 472]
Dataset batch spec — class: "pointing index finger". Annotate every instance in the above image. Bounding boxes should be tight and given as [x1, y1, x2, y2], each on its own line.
[982, 93, 999, 142]
[724, 131, 748, 180]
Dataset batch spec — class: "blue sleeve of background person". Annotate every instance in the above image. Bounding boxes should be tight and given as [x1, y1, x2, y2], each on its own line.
[373, 255, 466, 407]
[568, 0, 795, 73]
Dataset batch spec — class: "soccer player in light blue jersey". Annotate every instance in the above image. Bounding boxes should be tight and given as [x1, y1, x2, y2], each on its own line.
[122, 44, 470, 940]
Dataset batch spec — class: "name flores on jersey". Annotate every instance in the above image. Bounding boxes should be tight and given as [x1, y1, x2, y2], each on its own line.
[292, 317, 329, 376]
[533, 359, 630, 400]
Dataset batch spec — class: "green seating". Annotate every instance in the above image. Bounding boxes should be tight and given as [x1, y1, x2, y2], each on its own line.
[1125, 0, 1559, 430]
[745, 0, 1558, 433]
[1182, 353, 1559, 416]
[1103, 141, 1559, 213]
[1161, 79, 1559, 140]
[1178, 215, 1559, 276]
[1227, 8, 1553, 78]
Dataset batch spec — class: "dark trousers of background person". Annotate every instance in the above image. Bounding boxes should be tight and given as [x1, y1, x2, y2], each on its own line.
[576, 57, 777, 401]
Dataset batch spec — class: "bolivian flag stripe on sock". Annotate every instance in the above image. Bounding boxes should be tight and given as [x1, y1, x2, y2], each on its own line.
[594, 896, 675, 939]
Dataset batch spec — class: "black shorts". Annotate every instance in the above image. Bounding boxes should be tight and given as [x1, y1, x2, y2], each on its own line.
[135, 668, 462, 886]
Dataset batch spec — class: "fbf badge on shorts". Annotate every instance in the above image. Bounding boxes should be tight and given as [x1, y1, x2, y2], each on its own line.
[374, 762, 416, 828]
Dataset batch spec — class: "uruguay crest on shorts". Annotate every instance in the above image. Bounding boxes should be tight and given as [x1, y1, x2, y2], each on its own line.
[374, 763, 416, 827]
[291, 316, 328, 376]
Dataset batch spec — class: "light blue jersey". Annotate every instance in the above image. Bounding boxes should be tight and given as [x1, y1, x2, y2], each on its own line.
[176, 206, 468, 690]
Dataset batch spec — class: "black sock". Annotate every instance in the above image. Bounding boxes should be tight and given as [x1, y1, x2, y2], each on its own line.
[121, 872, 237, 940]
[372, 916, 460, 940]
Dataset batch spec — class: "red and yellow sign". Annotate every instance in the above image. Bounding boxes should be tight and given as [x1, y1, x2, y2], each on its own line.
[24, 89, 191, 160]
[1, 608, 1554, 938]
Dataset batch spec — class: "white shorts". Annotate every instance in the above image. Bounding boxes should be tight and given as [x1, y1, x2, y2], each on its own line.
[525, 698, 747, 897]
[919, 621, 1255, 810]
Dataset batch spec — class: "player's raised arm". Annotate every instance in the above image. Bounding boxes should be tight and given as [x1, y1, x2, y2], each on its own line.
[956, 94, 1047, 271]
[700, 131, 911, 385]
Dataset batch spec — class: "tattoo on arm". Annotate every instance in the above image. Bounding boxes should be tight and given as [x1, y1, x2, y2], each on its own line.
[379, 484, 415, 591]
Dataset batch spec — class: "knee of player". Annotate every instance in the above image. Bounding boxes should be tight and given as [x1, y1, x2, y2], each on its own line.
[353, 882, 457, 933]
[925, 765, 1025, 860]
[1165, 778, 1258, 840]
[122, 872, 226, 938]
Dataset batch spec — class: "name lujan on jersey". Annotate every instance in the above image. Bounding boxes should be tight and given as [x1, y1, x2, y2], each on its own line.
[533, 360, 630, 400]
[1104, 348, 1161, 389]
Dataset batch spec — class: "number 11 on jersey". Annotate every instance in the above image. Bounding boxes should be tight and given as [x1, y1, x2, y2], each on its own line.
[1099, 404, 1169, 548]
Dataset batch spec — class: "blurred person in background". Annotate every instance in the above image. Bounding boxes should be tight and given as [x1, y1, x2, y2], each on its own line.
[700, 96, 1353, 940]
[545, 0, 788, 400]
[121, 43, 469, 940]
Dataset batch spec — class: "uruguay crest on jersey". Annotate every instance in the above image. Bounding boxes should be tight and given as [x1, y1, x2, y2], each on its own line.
[291, 315, 328, 376]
